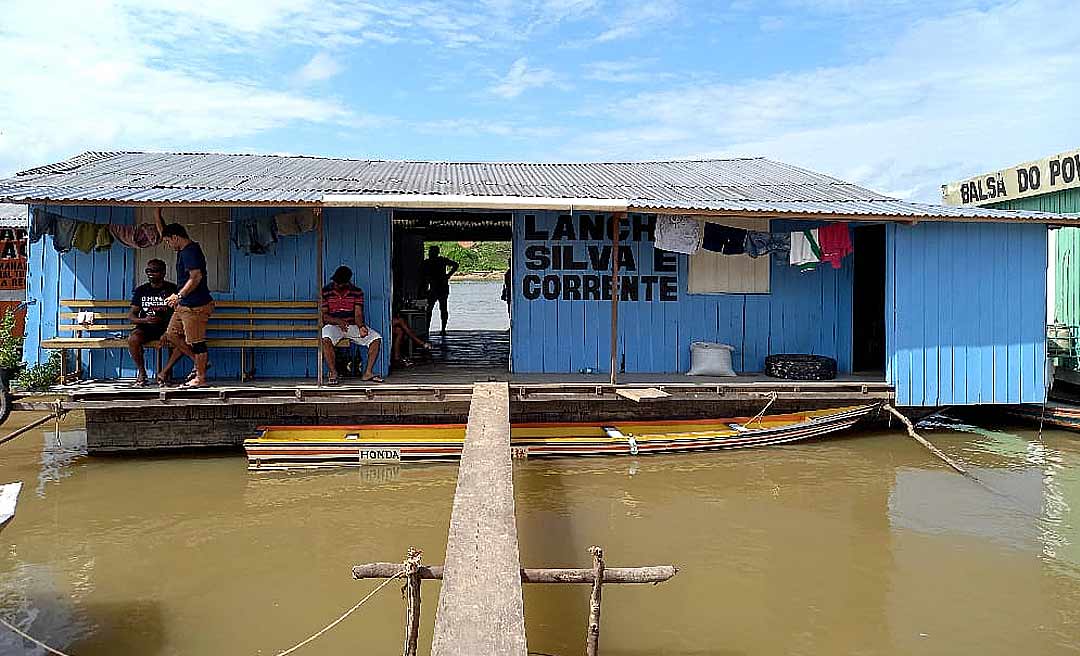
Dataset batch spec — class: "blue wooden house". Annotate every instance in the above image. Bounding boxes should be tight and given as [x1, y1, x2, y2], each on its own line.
[0, 151, 1073, 408]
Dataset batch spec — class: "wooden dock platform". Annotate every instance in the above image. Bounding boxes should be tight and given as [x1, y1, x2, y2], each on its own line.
[431, 382, 527, 655]
[12, 374, 893, 452]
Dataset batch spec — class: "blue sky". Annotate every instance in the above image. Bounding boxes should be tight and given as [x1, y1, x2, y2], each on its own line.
[1, 0, 1078, 201]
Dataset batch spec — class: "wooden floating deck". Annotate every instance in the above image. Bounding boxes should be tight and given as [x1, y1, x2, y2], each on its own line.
[431, 382, 527, 655]
[15, 374, 893, 453]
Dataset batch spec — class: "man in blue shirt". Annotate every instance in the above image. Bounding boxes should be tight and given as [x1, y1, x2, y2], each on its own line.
[155, 209, 214, 387]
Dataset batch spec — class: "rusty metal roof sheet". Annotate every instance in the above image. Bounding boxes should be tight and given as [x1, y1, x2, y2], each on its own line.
[0, 151, 1074, 222]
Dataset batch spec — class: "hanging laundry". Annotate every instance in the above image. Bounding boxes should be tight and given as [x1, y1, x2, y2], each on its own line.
[29, 207, 56, 244]
[274, 210, 317, 237]
[655, 215, 703, 255]
[73, 222, 101, 253]
[817, 223, 852, 269]
[745, 231, 790, 260]
[52, 218, 77, 254]
[94, 224, 113, 251]
[231, 215, 278, 254]
[110, 222, 162, 249]
[789, 229, 821, 272]
[701, 223, 747, 255]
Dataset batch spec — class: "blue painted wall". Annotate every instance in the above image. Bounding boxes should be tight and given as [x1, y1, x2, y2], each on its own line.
[885, 221, 1047, 406]
[510, 212, 854, 374]
[25, 206, 391, 379]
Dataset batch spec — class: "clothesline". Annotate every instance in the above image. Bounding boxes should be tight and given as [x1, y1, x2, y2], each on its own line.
[28, 208, 316, 256]
[655, 214, 854, 271]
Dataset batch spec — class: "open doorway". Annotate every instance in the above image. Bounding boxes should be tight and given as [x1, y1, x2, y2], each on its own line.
[390, 211, 512, 379]
[852, 224, 886, 374]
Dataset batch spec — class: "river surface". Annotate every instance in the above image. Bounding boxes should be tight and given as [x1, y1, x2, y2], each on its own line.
[431, 280, 509, 331]
[2, 415, 1079, 655]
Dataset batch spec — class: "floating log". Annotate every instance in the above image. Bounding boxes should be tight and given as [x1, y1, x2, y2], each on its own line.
[353, 563, 678, 584]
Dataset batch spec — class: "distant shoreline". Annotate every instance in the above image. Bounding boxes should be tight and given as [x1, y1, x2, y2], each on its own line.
[452, 271, 506, 282]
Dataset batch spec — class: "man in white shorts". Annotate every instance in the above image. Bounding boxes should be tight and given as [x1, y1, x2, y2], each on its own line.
[320, 266, 382, 384]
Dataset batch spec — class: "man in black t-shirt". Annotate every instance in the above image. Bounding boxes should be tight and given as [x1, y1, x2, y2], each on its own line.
[421, 245, 458, 333]
[127, 258, 178, 386]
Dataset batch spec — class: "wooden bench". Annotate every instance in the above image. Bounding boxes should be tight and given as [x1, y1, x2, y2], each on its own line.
[42, 299, 320, 380]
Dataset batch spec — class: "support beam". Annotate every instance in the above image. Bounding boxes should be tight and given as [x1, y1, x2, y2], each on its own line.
[609, 212, 624, 385]
[430, 382, 526, 656]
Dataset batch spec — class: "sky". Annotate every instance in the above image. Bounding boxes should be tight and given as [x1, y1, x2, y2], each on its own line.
[0, 0, 1078, 202]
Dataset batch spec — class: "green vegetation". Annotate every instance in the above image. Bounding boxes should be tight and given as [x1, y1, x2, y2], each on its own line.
[17, 352, 62, 392]
[427, 241, 511, 273]
[0, 308, 22, 371]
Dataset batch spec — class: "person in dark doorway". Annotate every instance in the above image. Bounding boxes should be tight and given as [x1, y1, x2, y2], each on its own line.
[421, 245, 458, 333]
[127, 258, 178, 386]
[156, 209, 215, 388]
[391, 305, 431, 368]
[321, 265, 383, 385]
[501, 268, 511, 315]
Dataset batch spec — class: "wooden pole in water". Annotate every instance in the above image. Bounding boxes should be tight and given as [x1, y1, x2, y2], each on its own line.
[586, 545, 604, 656]
[402, 547, 422, 656]
[315, 207, 325, 387]
[354, 563, 677, 584]
[609, 213, 624, 385]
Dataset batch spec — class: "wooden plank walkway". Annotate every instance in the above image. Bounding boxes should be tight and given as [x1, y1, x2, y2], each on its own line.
[431, 381, 528, 656]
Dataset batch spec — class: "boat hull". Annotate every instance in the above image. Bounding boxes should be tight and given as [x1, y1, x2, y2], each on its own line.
[244, 404, 881, 470]
[0, 481, 22, 532]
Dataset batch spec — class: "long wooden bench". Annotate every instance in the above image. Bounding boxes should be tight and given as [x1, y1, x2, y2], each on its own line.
[42, 299, 320, 380]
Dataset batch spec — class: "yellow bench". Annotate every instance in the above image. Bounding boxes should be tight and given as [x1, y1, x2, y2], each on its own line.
[42, 299, 319, 380]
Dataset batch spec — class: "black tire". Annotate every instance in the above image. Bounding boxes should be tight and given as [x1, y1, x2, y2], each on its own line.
[765, 354, 838, 381]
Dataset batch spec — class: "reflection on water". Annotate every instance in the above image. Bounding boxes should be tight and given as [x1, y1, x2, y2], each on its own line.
[2, 414, 1080, 654]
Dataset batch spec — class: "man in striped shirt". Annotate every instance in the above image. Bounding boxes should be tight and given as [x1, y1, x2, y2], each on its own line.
[321, 265, 382, 384]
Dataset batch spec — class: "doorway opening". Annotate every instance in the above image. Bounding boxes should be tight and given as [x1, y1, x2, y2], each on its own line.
[391, 211, 513, 380]
[852, 224, 886, 374]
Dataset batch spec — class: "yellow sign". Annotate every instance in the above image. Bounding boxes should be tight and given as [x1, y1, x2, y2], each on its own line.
[942, 148, 1080, 206]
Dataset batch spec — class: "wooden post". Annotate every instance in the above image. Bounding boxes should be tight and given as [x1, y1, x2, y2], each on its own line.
[609, 213, 624, 385]
[586, 545, 605, 656]
[402, 547, 423, 656]
[315, 207, 325, 386]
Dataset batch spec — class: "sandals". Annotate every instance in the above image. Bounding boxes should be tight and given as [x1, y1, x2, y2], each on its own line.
[179, 379, 209, 389]
[326, 375, 340, 386]
[133, 375, 148, 387]
[361, 375, 384, 383]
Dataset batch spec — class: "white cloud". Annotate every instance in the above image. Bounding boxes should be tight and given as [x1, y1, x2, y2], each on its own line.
[490, 58, 558, 99]
[0, 1, 360, 176]
[563, 0, 1080, 201]
[592, 0, 679, 43]
[584, 59, 672, 84]
[294, 52, 345, 84]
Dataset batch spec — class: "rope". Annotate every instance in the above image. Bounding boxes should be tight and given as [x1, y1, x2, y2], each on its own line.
[747, 391, 778, 428]
[0, 410, 69, 448]
[0, 615, 75, 656]
[0, 572, 403, 656]
[272, 571, 402, 656]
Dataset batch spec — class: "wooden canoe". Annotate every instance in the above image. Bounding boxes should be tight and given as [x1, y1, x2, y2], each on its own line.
[244, 404, 880, 470]
[0, 481, 22, 532]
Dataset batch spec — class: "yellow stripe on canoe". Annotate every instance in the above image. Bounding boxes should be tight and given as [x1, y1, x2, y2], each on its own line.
[247, 405, 867, 446]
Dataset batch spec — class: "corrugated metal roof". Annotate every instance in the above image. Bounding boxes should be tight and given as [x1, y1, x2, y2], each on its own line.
[0, 151, 1075, 223]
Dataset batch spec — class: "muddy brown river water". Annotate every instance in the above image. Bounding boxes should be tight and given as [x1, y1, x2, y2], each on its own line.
[1, 413, 1079, 655]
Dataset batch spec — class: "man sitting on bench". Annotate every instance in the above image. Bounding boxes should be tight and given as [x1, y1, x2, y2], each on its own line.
[128, 258, 178, 386]
[321, 266, 382, 384]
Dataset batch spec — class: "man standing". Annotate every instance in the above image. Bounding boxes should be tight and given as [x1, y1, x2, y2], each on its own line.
[321, 265, 383, 384]
[156, 209, 214, 388]
[421, 245, 458, 333]
[127, 258, 178, 386]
